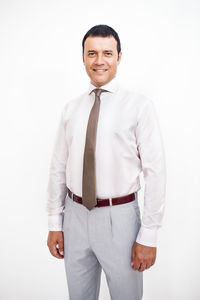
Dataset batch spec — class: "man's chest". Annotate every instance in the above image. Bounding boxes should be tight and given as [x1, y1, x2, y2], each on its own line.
[65, 97, 138, 147]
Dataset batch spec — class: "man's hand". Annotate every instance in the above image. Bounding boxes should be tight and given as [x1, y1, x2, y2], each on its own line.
[131, 242, 156, 272]
[47, 231, 64, 259]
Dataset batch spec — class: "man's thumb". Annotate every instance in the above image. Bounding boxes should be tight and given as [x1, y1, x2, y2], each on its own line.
[58, 239, 64, 256]
[131, 245, 136, 266]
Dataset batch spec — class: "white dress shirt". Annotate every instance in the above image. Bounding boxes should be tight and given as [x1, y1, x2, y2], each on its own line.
[46, 76, 166, 247]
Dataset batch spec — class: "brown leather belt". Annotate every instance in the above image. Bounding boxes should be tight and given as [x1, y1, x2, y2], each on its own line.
[67, 187, 136, 207]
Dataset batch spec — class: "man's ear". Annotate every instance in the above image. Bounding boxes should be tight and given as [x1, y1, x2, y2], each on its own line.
[82, 52, 85, 64]
[117, 51, 122, 64]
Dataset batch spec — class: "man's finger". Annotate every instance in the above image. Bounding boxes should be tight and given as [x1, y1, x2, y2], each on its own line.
[138, 262, 146, 272]
[146, 261, 152, 269]
[132, 257, 141, 270]
[49, 243, 63, 259]
[131, 249, 136, 267]
[58, 239, 64, 256]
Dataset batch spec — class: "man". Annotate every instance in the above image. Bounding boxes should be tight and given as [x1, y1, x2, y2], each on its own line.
[46, 24, 166, 300]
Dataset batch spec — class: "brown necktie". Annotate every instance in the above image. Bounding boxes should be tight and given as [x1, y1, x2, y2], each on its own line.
[82, 88, 108, 210]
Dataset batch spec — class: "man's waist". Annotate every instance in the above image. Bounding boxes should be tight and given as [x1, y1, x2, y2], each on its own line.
[67, 187, 137, 207]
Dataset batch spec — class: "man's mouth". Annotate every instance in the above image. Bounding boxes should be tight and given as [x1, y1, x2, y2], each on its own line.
[92, 68, 108, 73]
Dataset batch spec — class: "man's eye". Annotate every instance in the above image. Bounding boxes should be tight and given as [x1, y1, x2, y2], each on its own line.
[105, 53, 112, 56]
[89, 53, 95, 56]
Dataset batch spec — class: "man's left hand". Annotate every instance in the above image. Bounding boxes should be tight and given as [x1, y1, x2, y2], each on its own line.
[131, 242, 157, 272]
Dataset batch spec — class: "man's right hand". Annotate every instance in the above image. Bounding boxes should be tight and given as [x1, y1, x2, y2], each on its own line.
[47, 231, 64, 259]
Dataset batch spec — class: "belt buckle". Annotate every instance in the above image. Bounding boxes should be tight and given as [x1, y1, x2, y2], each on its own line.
[96, 197, 112, 207]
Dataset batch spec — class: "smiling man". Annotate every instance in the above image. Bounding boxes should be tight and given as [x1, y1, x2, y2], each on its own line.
[83, 35, 121, 87]
[46, 24, 166, 300]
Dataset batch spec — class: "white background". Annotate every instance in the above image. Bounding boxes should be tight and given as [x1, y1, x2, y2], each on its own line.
[0, 0, 200, 299]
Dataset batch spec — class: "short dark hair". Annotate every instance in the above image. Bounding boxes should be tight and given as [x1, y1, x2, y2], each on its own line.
[82, 24, 121, 55]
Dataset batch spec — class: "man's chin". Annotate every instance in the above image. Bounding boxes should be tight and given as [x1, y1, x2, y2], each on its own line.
[91, 78, 110, 87]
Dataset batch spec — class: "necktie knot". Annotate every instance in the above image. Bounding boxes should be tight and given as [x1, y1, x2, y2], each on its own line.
[92, 88, 108, 98]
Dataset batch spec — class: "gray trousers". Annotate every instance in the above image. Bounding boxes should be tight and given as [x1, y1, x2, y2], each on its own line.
[63, 192, 143, 300]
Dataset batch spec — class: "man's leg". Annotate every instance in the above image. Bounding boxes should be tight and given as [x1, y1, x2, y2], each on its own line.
[63, 195, 102, 300]
[90, 197, 143, 300]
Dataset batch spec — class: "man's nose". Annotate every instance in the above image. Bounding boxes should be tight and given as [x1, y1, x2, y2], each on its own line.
[95, 54, 104, 65]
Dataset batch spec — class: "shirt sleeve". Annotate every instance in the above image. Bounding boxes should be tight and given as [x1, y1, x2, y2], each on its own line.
[46, 109, 68, 231]
[135, 98, 166, 247]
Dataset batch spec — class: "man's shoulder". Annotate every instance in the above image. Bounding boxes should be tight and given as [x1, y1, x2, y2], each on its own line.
[119, 84, 152, 107]
[61, 91, 87, 115]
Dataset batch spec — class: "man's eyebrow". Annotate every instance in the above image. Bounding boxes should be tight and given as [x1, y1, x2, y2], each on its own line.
[87, 50, 114, 53]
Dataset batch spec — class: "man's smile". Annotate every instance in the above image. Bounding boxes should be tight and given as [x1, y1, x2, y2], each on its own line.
[92, 68, 108, 74]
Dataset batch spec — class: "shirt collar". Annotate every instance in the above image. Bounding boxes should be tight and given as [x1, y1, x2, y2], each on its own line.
[87, 76, 119, 95]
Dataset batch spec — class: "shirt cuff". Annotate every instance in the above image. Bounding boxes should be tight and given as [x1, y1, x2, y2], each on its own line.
[48, 214, 64, 231]
[136, 226, 158, 247]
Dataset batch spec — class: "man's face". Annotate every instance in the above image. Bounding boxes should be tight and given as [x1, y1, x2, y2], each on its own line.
[83, 36, 122, 88]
